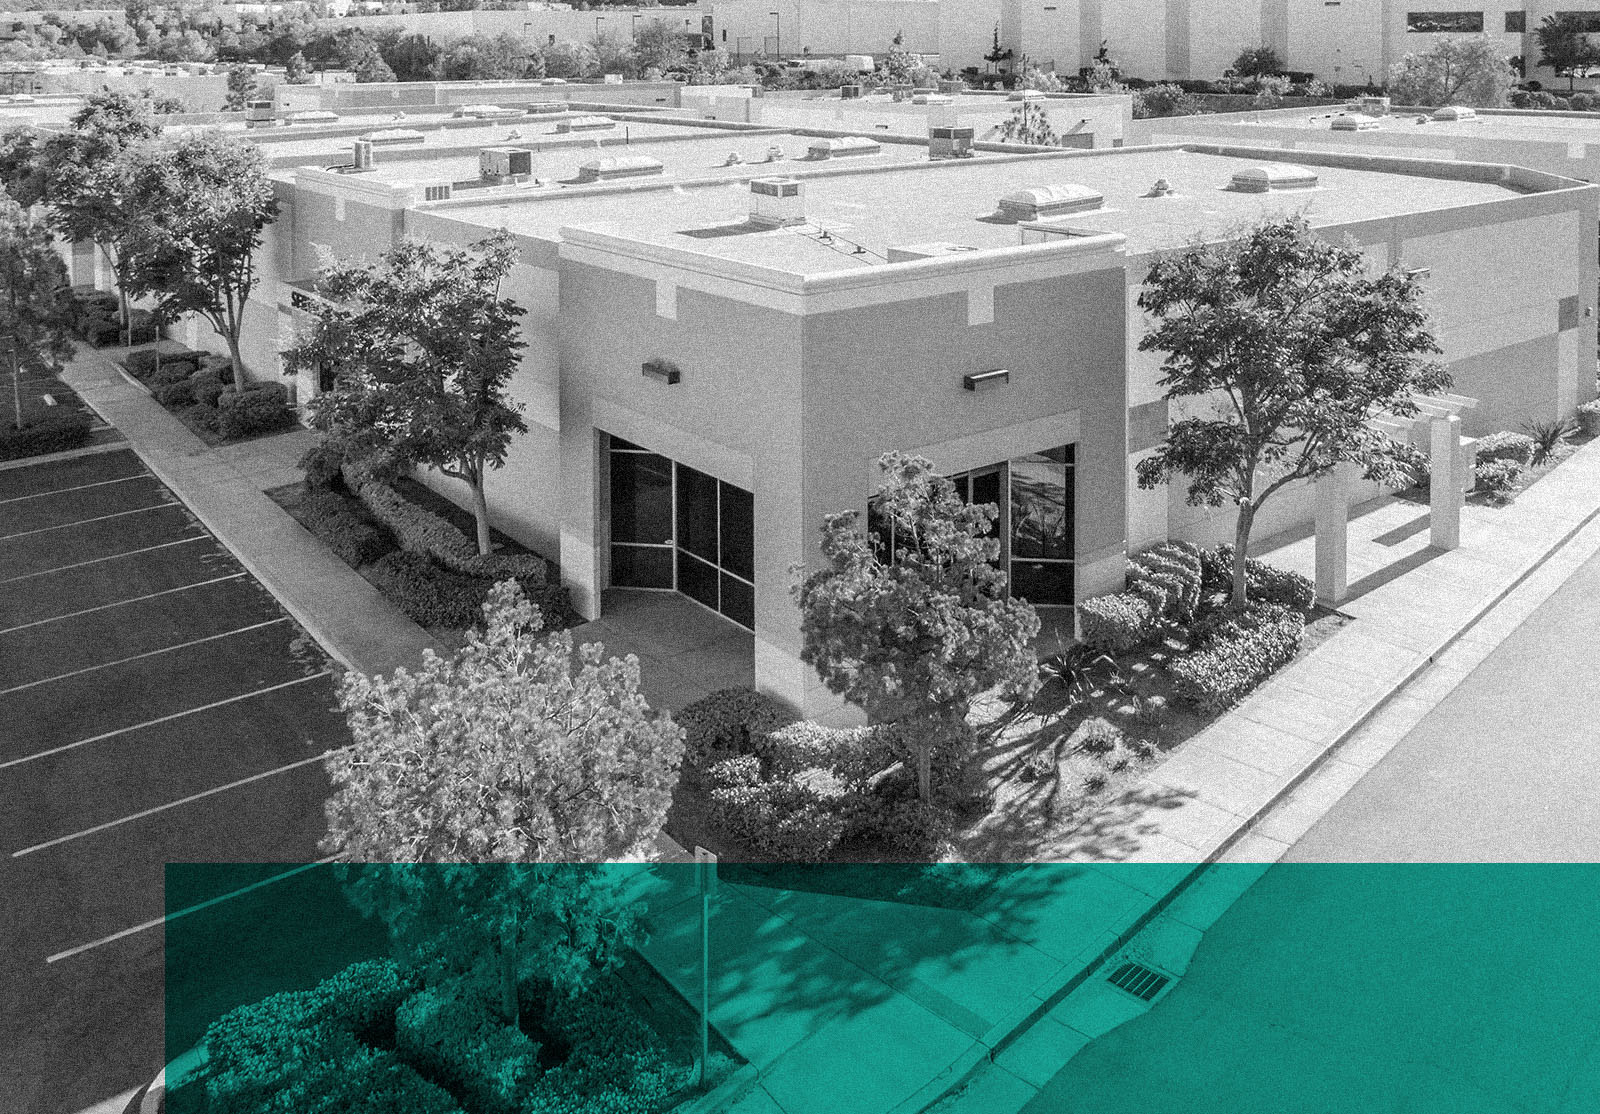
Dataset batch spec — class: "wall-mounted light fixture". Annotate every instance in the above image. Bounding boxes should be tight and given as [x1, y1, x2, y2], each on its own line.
[963, 369, 1010, 392]
[1406, 266, 1431, 280]
[642, 357, 682, 384]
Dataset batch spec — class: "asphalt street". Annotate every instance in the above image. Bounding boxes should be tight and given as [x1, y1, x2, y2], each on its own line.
[0, 448, 350, 1114]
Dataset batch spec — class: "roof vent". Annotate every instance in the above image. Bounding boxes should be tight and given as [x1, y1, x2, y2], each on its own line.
[1228, 163, 1319, 192]
[556, 115, 616, 133]
[996, 184, 1105, 222]
[351, 138, 374, 171]
[361, 128, 425, 146]
[1331, 115, 1381, 131]
[1430, 105, 1479, 121]
[480, 146, 534, 183]
[576, 155, 665, 182]
[749, 177, 805, 228]
[807, 135, 881, 160]
[913, 92, 954, 105]
[765, 145, 785, 162]
[1145, 177, 1175, 197]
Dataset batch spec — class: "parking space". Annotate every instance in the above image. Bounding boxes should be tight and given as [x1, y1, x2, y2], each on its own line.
[0, 447, 351, 1114]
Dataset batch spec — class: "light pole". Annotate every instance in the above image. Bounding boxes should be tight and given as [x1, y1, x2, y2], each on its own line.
[769, 10, 780, 60]
[630, 12, 641, 39]
[594, 14, 605, 39]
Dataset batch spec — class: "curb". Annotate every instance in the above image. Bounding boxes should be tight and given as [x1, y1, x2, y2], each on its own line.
[913, 492, 1600, 1112]
[0, 437, 130, 473]
[62, 350, 364, 677]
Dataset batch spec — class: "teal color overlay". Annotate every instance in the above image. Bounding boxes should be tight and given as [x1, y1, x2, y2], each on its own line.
[164, 863, 1600, 1114]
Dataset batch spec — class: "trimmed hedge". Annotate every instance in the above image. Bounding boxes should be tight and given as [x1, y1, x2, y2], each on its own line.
[368, 550, 571, 631]
[524, 976, 687, 1114]
[191, 368, 229, 409]
[301, 489, 394, 567]
[300, 441, 348, 490]
[0, 410, 93, 461]
[151, 359, 199, 386]
[1475, 431, 1535, 467]
[676, 687, 797, 772]
[706, 755, 850, 861]
[1201, 545, 1315, 611]
[1169, 602, 1305, 714]
[395, 980, 542, 1114]
[1077, 591, 1155, 654]
[217, 382, 295, 440]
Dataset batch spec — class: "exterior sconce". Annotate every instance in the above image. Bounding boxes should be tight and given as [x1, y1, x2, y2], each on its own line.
[642, 357, 682, 384]
[963, 369, 1010, 392]
[1406, 266, 1431, 280]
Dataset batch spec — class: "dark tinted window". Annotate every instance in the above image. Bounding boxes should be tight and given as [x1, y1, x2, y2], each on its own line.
[720, 572, 755, 629]
[675, 463, 719, 564]
[611, 545, 674, 589]
[1010, 560, 1074, 606]
[609, 452, 673, 545]
[677, 549, 719, 611]
[719, 483, 754, 582]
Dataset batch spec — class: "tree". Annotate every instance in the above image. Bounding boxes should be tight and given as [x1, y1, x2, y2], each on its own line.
[1536, 12, 1600, 92]
[223, 62, 257, 111]
[435, 31, 529, 80]
[283, 50, 311, 83]
[321, 580, 685, 1021]
[997, 99, 1055, 145]
[286, 233, 528, 556]
[0, 193, 74, 431]
[1134, 216, 1450, 605]
[346, 38, 396, 83]
[544, 39, 597, 80]
[122, 132, 278, 391]
[1387, 34, 1515, 107]
[381, 31, 440, 82]
[34, 91, 162, 348]
[1231, 43, 1282, 78]
[631, 17, 685, 76]
[795, 453, 1041, 801]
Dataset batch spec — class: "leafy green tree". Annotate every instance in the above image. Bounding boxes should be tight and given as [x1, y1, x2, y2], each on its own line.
[381, 31, 440, 82]
[1536, 12, 1600, 91]
[0, 192, 74, 431]
[285, 232, 528, 555]
[1388, 35, 1515, 107]
[223, 62, 256, 111]
[0, 127, 47, 209]
[997, 99, 1055, 145]
[284, 50, 311, 83]
[322, 580, 685, 1021]
[1231, 43, 1282, 78]
[34, 91, 161, 348]
[1135, 216, 1449, 605]
[122, 132, 278, 391]
[543, 39, 597, 79]
[631, 17, 686, 76]
[795, 453, 1041, 800]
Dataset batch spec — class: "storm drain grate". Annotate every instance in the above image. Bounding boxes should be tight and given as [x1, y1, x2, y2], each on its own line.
[1107, 961, 1170, 1001]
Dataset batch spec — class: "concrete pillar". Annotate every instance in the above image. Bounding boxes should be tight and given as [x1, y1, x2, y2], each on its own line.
[1314, 463, 1352, 606]
[1430, 414, 1462, 551]
[559, 423, 602, 621]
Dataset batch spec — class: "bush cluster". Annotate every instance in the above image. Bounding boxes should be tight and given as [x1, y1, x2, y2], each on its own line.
[523, 976, 690, 1114]
[1168, 602, 1306, 713]
[675, 687, 797, 772]
[1199, 545, 1316, 610]
[1474, 430, 1535, 467]
[1577, 398, 1600, 436]
[125, 348, 204, 379]
[300, 489, 394, 567]
[218, 382, 296, 440]
[1077, 591, 1155, 654]
[369, 550, 571, 631]
[1077, 541, 1203, 653]
[0, 409, 93, 461]
[396, 981, 542, 1114]
[1475, 457, 1523, 498]
[1129, 541, 1203, 621]
[300, 441, 348, 490]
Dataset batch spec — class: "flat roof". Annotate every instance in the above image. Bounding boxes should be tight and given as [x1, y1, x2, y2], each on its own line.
[274, 119, 933, 187]
[1234, 107, 1600, 142]
[747, 89, 1127, 140]
[437, 145, 1543, 276]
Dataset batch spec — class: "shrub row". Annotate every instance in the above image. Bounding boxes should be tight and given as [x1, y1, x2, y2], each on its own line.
[301, 489, 394, 567]
[0, 409, 93, 461]
[1078, 541, 1204, 653]
[1128, 541, 1203, 621]
[676, 686, 797, 773]
[1199, 545, 1316, 610]
[344, 465, 551, 585]
[396, 980, 541, 1114]
[199, 959, 462, 1114]
[1077, 591, 1156, 654]
[368, 550, 571, 631]
[218, 382, 296, 440]
[524, 976, 688, 1114]
[1168, 602, 1305, 714]
[1474, 430, 1535, 467]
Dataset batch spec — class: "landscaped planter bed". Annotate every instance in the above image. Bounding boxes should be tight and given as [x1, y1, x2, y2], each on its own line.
[119, 344, 296, 447]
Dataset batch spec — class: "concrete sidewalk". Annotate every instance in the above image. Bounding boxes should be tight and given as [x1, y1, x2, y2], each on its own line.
[57, 345, 445, 679]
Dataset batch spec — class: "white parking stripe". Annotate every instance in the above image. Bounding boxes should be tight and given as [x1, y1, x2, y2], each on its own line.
[0, 502, 174, 542]
[13, 747, 345, 858]
[0, 617, 290, 697]
[0, 671, 333, 771]
[0, 573, 248, 636]
[0, 472, 150, 505]
[46, 856, 344, 964]
[0, 536, 208, 585]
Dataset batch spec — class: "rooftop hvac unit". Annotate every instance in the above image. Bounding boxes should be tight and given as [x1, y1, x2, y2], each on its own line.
[556, 115, 616, 133]
[243, 100, 275, 125]
[1353, 94, 1390, 116]
[361, 128, 426, 146]
[996, 184, 1105, 222]
[749, 177, 805, 228]
[351, 139, 374, 171]
[840, 84, 863, 99]
[1331, 115, 1382, 131]
[421, 182, 453, 203]
[929, 125, 974, 160]
[1431, 105, 1478, 121]
[807, 135, 881, 160]
[575, 155, 665, 182]
[480, 146, 534, 181]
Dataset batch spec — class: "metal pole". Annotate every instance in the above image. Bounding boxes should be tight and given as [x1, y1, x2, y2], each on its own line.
[698, 885, 709, 1086]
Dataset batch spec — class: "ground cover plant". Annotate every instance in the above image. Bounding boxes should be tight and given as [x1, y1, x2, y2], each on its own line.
[269, 441, 572, 639]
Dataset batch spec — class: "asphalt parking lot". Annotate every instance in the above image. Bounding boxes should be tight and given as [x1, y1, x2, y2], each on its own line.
[0, 447, 351, 1114]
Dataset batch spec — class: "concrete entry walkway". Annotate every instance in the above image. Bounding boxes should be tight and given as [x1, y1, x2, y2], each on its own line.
[569, 588, 755, 715]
